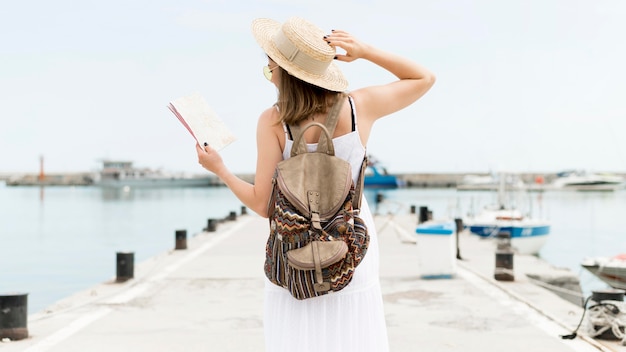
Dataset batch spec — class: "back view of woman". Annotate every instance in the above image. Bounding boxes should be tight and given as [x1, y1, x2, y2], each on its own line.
[196, 16, 435, 352]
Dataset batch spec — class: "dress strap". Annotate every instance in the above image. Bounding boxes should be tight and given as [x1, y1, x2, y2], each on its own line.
[348, 95, 356, 132]
[283, 123, 293, 140]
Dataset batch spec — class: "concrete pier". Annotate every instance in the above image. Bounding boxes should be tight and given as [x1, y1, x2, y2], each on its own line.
[0, 214, 622, 351]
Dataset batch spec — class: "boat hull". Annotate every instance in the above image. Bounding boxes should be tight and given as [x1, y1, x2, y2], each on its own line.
[557, 184, 623, 192]
[364, 176, 401, 188]
[363, 163, 402, 188]
[96, 177, 213, 188]
[465, 222, 551, 255]
[467, 223, 551, 238]
[581, 256, 626, 290]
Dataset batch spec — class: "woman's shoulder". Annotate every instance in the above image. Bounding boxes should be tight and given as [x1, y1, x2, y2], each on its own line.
[257, 105, 286, 146]
[258, 105, 281, 125]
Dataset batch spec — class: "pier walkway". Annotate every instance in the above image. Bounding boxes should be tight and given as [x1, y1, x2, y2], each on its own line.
[1, 213, 622, 351]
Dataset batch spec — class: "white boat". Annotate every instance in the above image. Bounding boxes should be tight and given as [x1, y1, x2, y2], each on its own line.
[457, 173, 526, 191]
[463, 205, 551, 255]
[93, 160, 215, 188]
[581, 254, 626, 290]
[551, 170, 624, 191]
[463, 173, 551, 255]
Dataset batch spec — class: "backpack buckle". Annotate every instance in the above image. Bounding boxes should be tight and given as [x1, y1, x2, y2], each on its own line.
[308, 190, 322, 230]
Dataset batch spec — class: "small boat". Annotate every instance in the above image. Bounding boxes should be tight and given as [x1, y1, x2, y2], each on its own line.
[93, 160, 216, 188]
[581, 254, 626, 290]
[463, 173, 551, 255]
[463, 205, 551, 255]
[364, 157, 403, 188]
[457, 173, 526, 191]
[551, 170, 624, 191]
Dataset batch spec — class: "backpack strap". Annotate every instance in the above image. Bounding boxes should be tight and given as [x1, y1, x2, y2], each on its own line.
[286, 93, 366, 211]
[317, 93, 345, 150]
[353, 154, 367, 211]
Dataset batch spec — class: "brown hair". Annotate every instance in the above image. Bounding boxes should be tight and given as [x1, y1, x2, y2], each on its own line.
[274, 66, 339, 125]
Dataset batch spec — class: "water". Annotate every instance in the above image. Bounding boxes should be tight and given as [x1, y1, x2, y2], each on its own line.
[1, 183, 625, 314]
[0, 184, 243, 314]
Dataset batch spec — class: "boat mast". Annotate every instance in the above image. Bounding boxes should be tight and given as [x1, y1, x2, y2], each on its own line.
[498, 172, 505, 209]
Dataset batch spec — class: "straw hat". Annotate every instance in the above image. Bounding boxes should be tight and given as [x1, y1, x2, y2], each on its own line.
[251, 17, 348, 92]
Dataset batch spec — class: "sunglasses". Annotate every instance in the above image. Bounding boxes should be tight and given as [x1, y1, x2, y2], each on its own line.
[263, 64, 279, 81]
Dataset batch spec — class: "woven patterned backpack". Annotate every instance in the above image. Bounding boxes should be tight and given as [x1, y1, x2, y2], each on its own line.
[264, 94, 369, 300]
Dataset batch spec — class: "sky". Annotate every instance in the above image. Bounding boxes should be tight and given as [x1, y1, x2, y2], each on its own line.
[2, 0, 626, 175]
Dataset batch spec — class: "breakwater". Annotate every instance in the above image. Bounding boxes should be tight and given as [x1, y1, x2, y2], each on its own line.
[3, 171, 626, 189]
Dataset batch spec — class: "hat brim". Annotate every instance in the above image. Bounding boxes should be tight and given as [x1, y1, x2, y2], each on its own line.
[252, 18, 348, 92]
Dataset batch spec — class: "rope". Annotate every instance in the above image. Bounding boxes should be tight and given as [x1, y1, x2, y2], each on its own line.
[584, 300, 626, 345]
[562, 295, 626, 346]
[561, 295, 593, 340]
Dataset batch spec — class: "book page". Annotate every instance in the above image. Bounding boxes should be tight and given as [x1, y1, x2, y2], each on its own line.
[168, 93, 236, 151]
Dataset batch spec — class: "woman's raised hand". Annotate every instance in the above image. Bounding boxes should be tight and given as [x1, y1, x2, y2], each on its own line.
[326, 30, 369, 63]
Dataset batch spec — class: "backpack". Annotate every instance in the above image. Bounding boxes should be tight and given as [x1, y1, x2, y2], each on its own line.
[264, 94, 369, 300]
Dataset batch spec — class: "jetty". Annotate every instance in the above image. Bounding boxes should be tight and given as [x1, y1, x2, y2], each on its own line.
[1, 210, 623, 351]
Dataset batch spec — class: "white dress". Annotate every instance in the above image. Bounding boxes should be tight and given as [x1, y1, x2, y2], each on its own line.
[263, 97, 389, 352]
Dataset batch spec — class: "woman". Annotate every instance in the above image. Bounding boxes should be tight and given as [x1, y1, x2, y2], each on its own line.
[196, 16, 435, 352]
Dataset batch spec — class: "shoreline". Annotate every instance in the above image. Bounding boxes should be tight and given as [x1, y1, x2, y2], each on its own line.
[3, 171, 626, 190]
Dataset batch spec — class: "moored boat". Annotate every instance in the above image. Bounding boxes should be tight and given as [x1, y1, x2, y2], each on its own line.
[463, 173, 551, 255]
[551, 170, 624, 191]
[93, 160, 216, 188]
[457, 173, 526, 191]
[463, 205, 551, 255]
[581, 254, 626, 290]
[364, 157, 403, 188]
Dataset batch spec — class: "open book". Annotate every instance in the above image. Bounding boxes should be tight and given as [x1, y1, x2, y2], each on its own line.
[168, 93, 236, 151]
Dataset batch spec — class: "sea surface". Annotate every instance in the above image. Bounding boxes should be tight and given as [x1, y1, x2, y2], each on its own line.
[1, 182, 625, 314]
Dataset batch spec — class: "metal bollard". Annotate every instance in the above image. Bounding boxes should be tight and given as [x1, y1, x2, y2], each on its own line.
[175, 229, 187, 250]
[375, 193, 384, 215]
[241, 206, 247, 215]
[494, 232, 514, 281]
[0, 293, 28, 340]
[375, 193, 384, 204]
[454, 218, 463, 260]
[418, 206, 428, 224]
[227, 211, 237, 221]
[410, 205, 416, 214]
[207, 218, 217, 232]
[116, 252, 134, 282]
[495, 231, 512, 251]
[587, 289, 626, 340]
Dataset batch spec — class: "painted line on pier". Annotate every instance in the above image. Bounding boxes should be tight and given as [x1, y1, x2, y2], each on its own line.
[456, 264, 603, 352]
[23, 216, 254, 351]
[105, 217, 253, 305]
[23, 308, 112, 352]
